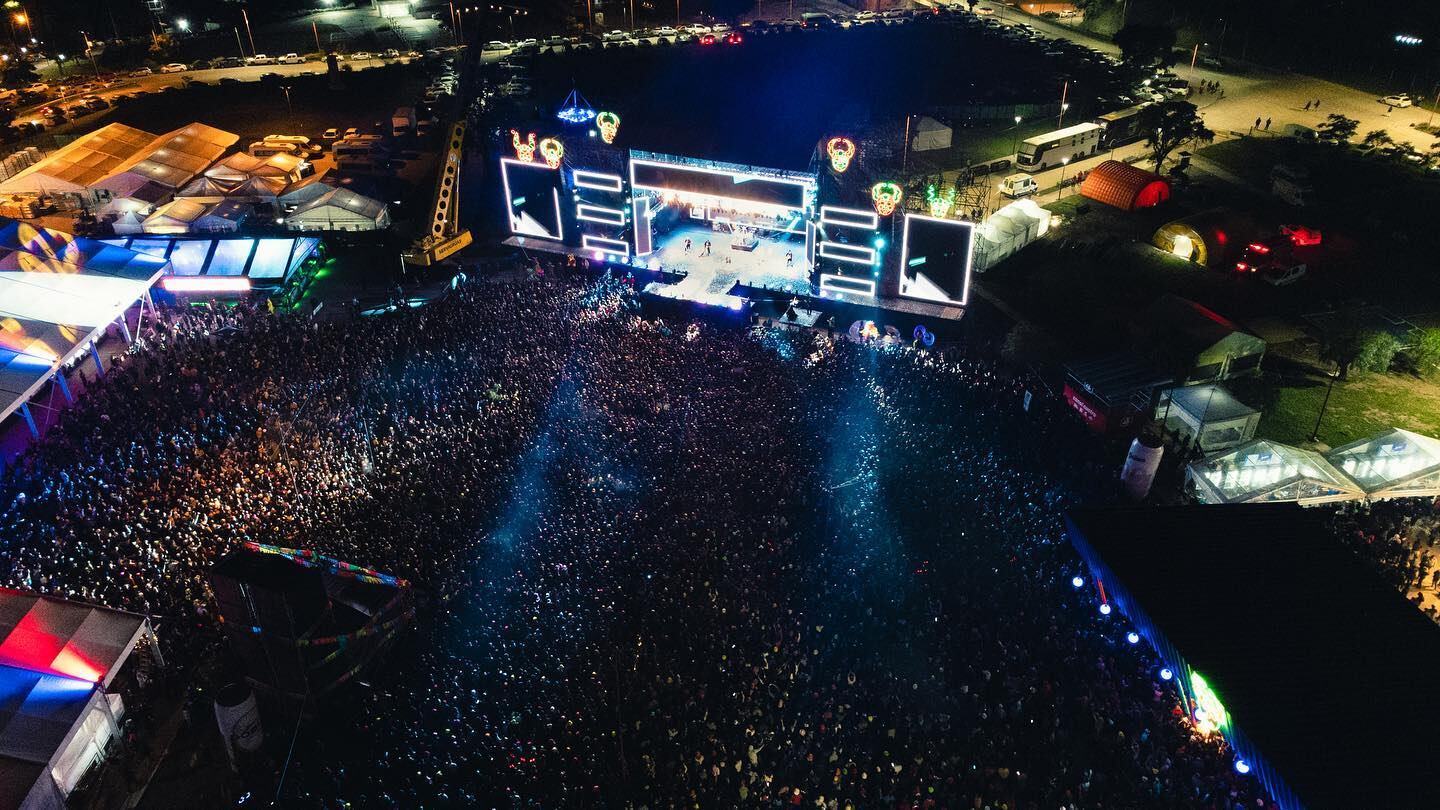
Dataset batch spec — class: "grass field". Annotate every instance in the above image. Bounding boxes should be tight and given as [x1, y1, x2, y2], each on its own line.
[1231, 368, 1440, 448]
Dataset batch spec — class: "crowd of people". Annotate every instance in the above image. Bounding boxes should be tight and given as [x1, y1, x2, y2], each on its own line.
[0, 266, 1272, 808]
[1332, 497, 1440, 620]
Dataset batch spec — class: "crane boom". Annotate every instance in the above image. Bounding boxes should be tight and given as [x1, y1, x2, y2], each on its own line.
[405, 121, 473, 265]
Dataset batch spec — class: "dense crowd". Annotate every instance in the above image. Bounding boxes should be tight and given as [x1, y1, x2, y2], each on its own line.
[1333, 497, 1440, 620]
[0, 269, 1269, 808]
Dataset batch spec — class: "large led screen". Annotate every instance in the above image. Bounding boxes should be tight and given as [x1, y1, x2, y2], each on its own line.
[630, 157, 809, 210]
[898, 214, 975, 307]
[500, 158, 564, 241]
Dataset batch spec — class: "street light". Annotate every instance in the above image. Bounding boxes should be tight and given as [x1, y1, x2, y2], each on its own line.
[1012, 115, 1022, 156]
[1395, 34, 1424, 46]
[175, 18, 189, 33]
[1056, 156, 1071, 200]
[1309, 367, 1340, 443]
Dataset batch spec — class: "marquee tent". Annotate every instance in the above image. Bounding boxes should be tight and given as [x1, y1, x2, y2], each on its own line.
[1137, 295, 1265, 384]
[285, 187, 390, 231]
[141, 199, 249, 235]
[178, 152, 305, 202]
[93, 123, 237, 194]
[0, 124, 155, 195]
[1157, 383, 1260, 452]
[1327, 428, 1440, 500]
[0, 219, 167, 432]
[1185, 439, 1364, 505]
[0, 589, 157, 810]
[973, 199, 1050, 271]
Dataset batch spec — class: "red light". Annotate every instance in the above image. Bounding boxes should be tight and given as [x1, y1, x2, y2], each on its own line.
[1235, 262, 1248, 272]
[1247, 242, 1270, 253]
[700, 33, 715, 44]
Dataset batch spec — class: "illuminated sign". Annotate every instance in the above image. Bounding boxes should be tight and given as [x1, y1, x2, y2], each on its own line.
[871, 182, 903, 217]
[581, 234, 630, 257]
[510, 129, 536, 162]
[572, 169, 625, 192]
[817, 241, 877, 266]
[826, 136, 856, 173]
[925, 184, 956, 218]
[820, 205, 879, 230]
[161, 276, 252, 293]
[576, 203, 626, 225]
[597, 111, 621, 143]
[538, 137, 565, 169]
[819, 273, 876, 297]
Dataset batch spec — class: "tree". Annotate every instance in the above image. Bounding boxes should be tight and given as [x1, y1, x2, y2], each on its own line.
[1315, 114, 1358, 143]
[1386, 141, 1423, 166]
[1360, 129, 1393, 152]
[1409, 328, 1440, 378]
[1144, 100, 1212, 173]
[1, 61, 37, 88]
[1354, 331, 1400, 374]
[148, 33, 176, 61]
[1113, 23, 1176, 67]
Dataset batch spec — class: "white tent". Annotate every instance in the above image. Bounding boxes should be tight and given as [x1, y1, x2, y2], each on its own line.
[0, 219, 168, 430]
[285, 187, 390, 231]
[1185, 439, 1364, 506]
[0, 124, 155, 195]
[1327, 428, 1440, 501]
[0, 589, 157, 810]
[109, 210, 144, 235]
[912, 116, 952, 152]
[142, 199, 248, 234]
[974, 198, 1050, 271]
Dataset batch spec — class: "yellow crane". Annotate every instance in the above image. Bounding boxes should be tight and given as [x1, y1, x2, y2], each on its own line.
[405, 121, 473, 265]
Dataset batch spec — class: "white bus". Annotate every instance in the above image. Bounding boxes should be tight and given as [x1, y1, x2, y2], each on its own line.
[1016, 122, 1102, 172]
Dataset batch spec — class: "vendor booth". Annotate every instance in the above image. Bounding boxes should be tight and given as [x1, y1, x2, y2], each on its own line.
[1157, 384, 1260, 452]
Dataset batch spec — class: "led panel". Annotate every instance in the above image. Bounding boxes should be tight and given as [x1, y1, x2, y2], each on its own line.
[162, 276, 251, 293]
[249, 238, 296, 279]
[630, 157, 810, 211]
[208, 239, 256, 276]
[818, 241, 877, 266]
[582, 234, 630, 257]
[819, 274, 876, 297]
[820, 205, 879, 230]
[572, 169, 624, 192]
[167, 240, 213, 277]
[898, 213, 975, 306]
[576, 203, 626, 226]
[501, 157, 565, 241]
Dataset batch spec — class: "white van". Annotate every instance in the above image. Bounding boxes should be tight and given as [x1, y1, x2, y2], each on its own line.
[1000, 173, 1038, 198]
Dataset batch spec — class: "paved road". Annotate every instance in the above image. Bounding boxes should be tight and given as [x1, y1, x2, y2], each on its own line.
[1006, 8, 1440, 151]
[13, 57, 422, 125]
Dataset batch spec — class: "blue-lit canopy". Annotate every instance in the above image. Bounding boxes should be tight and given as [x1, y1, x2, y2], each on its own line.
[556, 88, 597, 125]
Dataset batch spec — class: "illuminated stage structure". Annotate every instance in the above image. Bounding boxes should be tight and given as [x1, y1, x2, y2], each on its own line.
[498, 144, 976, 323]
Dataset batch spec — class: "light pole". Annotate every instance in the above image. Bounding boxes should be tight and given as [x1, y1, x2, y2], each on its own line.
[280, 84, 293, 124]
[1012, 114, 1022, 157]
[1057, 79, 1069, 128]
[1056, 156, 1070, 200]
[55, 53, 65, 78]
[1309, 367, 1339, 443]
[242, 7, 257, 56]
[13, 12, 30, 41]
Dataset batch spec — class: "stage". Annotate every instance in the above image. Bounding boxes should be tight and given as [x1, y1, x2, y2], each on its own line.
[649, 223, 812, 299]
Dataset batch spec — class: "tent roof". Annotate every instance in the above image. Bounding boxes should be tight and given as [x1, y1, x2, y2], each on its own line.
[1327, 428, 1440, 498]
[1079, 159, 1169, 211]
[1186, 439, 1363, 505]
[1141, 294, 1263, 358]
[1064, 353, 1173, 405]
[1165, 383, 1257, 423]
[0, 589, 145, 687]
[95, 123, 237, 192]
[0, 123, 155, 194]
[0, 219, 166, 426]
[291, 187, 387, 221]
[1065, 504, 1440, 810]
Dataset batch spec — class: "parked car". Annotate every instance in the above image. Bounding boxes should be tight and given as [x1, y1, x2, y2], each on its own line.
[542, 35, 568, 47]
[1380, 93, 1413, 108]
[1261, 263, 1307, 286]
[246, 54, 276, 65]
[277, 53, 305, 65]
[349, 51, 374, 61]
[602, 30, 630, 42]
[699, 33, 717, 45]
[974, 6, 995, 15]
[382, 48, 401, 59]
[723, 31, 742, 45]
[1000, 173, 1038, 198]
[1059, 8, 1078, 17]
[655, 25, 678, 37]
[683, 23, 711, 35]
[853, 11, 879, 25]
[483, 40, 510, 52]
[322, 127, 340, 140]
[128, 67, 153, 76]
[211, 56, 244, 69]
